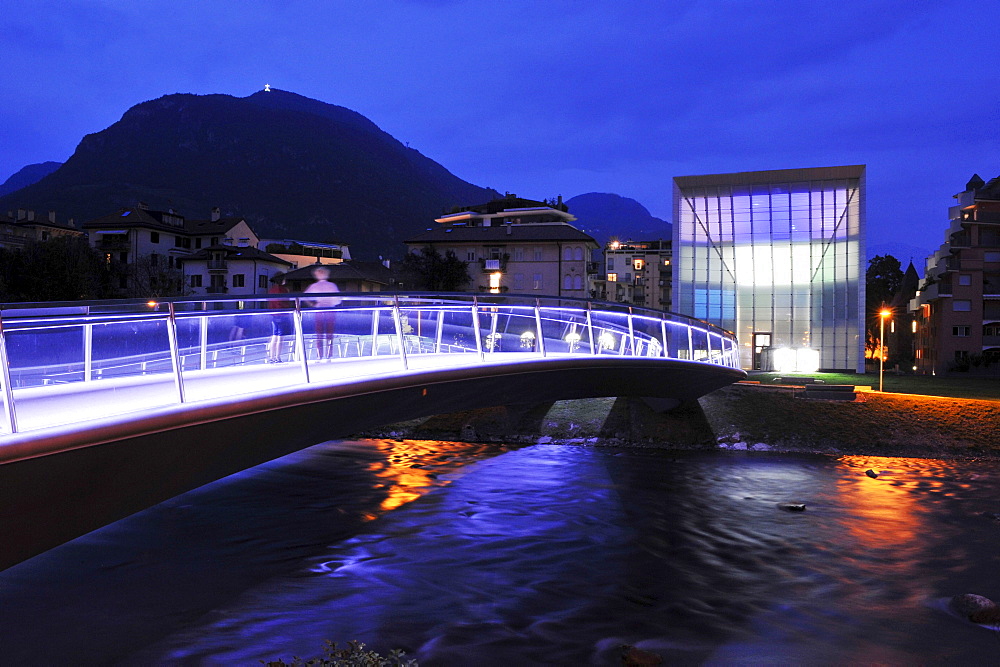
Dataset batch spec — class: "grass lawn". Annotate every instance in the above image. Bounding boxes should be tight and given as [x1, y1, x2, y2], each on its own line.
[749, 371, 1000, 401]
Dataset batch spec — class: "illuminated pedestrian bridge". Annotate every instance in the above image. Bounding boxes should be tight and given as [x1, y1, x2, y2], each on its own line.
[0, 293, 744, 569]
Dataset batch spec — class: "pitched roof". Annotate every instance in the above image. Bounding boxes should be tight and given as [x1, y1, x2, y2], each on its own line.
[284, 261, 393, 286]
[405, 223, 598, 245]
[184, 216, 248, 235]
[186, 244, 291, 266]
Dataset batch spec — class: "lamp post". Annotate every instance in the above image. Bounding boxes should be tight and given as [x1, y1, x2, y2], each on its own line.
[879, 308, 892, 392]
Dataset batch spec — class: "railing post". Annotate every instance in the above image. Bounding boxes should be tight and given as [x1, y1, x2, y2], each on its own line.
[660, 315, 669, 359]
[687, 324, 694, 361]
[706, 331, 713, 364]
[585, 301, 597, 355]
[370, 307, 380, 356]
[84, 322, 93, 382]
[534, 298, 546, 357]
[434, 303, 445, 353]
[199, 314, 208, 370]
[471, 296, 484, 361]
[627, 307, 636, 356]
[392, 295, 409, 370]
[0, 315, 19, 434]
[293, 297, 310, 383]
[165, 302, 186, 404]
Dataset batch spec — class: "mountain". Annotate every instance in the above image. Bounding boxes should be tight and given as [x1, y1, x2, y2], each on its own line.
[0, 90, 497, 259]
[565, 193, 671, 247]
[0, 161, 62, 197]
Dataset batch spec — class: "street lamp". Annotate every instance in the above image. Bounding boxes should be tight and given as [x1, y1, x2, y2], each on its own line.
[879, 308, 892, 392]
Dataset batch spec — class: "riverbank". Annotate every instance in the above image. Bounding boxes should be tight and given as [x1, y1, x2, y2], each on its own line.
[360, 382, 1000, 460]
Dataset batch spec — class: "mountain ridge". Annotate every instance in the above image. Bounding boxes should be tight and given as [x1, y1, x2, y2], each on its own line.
[0, 90, 497, 258]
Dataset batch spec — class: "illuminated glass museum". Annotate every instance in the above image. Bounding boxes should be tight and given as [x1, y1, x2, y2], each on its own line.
[672, 165, 866, 372]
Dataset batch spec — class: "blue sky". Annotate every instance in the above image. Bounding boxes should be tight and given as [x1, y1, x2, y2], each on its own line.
[2, 0, 997, 263]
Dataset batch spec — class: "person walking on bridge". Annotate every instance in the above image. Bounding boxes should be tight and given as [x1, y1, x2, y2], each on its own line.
[267, 272, 292, 363]
[304, 266, 341, 361]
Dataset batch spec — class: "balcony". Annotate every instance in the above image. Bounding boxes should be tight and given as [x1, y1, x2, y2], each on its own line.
[479, 255, 509, 273]
[207, 260, 228, 272]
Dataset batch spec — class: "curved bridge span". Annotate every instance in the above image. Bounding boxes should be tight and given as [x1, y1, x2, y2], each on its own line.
[0, 293, 744, 570]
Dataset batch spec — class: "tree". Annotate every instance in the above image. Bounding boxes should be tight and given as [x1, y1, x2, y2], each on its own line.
[399, 246, 471, 291]
[865, 254, 904, 361]
[0, 236, 117, 302]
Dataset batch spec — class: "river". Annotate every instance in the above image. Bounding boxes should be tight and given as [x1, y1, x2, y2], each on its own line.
[2, 439, 1000, 665]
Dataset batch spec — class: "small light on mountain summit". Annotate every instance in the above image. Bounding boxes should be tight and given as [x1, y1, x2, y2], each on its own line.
[264, 83, 271, 92]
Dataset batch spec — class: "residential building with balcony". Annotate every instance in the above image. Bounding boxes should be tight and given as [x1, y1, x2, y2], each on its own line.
[403, 194, 599, 297]
[673, 165, 866, 372]
[601, 239, 672, 310]
[182, 245, 292, 296]
[910, 173, 1000, 374]
[1, 209, 82, 249]
[258, 238, 351, 269]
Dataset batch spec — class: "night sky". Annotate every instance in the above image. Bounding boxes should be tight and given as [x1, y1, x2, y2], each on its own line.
[3, 1, 997, 266]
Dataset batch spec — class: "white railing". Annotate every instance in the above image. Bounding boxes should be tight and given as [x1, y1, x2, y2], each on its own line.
[0, 293, 741, 435]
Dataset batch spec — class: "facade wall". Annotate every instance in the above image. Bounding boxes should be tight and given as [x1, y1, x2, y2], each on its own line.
[416, 240, 593, 297]
[911, 181, 1000, 373]
[673, 166, 866, 371]
[604, 241, 672, 310]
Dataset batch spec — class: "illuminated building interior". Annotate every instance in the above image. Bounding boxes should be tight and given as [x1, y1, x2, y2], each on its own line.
[673, 166, 866, 372]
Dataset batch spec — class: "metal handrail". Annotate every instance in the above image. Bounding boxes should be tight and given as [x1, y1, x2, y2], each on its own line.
[0, 292, 741, 435]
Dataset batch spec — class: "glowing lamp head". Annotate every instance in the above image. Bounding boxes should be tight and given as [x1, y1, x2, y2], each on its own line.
[880, 309, 891, 318]
[147, 301, 158, 308]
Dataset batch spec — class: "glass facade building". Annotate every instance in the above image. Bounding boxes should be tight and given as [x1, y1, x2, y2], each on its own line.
[673, 166, 866, 372]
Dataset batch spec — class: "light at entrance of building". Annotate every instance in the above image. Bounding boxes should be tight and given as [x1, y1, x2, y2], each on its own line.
[489, 272, 502, 293]
[773, 347, 820, 373]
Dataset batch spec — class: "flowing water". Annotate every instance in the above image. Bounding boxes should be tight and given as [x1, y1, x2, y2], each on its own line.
[3, 439, 1000, 665]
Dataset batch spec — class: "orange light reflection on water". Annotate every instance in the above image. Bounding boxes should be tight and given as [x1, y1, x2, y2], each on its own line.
[363, 439, 467, 514]
[835, 455, 950, 550]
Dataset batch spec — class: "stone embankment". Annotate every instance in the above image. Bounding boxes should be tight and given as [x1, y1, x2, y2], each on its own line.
[360, 381, 1000, 460]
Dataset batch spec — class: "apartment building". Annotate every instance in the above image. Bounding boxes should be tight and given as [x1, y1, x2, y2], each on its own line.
[600, 239, 672, 310]
[910, 174, 1000, 373]
[404, 194, 599, 297]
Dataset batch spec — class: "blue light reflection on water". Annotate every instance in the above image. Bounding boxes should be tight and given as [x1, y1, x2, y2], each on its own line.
[3, 442, 1000, 664]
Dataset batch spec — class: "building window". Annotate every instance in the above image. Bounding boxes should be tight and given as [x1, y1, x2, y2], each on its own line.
[563, 274, 573, 290]
[488, 247, 502, 260]
[488, 272, 501, 293]
[259, 275, 268, 289]
[574, 274, 583, 290]
[195, 238, 202, 249]
[513, 273, 524, 290]
[985, 252, 1000, 263]
[513, 247, 524, 262]
[953, 300, 972, 312]
[533, 247, 543, 261]
[952, 326, 971, 337]
[210, 237, 219, 246]
[574, 247, 584, 261]
[532, 273, 543, 290]
[959, 274, 972, 286]
[190, 275, 203, 288]
[466, 250, 477, 261]
[563, 247, 573, 261]
[607, 258, 615, 270]
[150, 231, 159, 243]
[633, 258, 645, 271]
[233, 274, 245, 288]
[607, 273, 618, 282]
[912, 320, 917, 333]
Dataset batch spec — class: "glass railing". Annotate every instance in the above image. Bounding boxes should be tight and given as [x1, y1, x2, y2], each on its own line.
[0, 293, 741, 435]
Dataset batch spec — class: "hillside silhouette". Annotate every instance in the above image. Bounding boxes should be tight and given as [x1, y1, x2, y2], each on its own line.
[0, 90, 496, 258]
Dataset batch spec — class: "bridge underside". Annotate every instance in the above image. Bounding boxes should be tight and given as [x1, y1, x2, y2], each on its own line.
[0, 357, 744, 571]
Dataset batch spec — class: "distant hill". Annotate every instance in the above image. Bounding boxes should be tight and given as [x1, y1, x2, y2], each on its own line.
[565, 193, 671, 247]
[0, 90, 497, 259]
[0, 161, 62, 198]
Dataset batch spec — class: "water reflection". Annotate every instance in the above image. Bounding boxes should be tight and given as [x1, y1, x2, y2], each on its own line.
[2, 443, 1000, 664]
